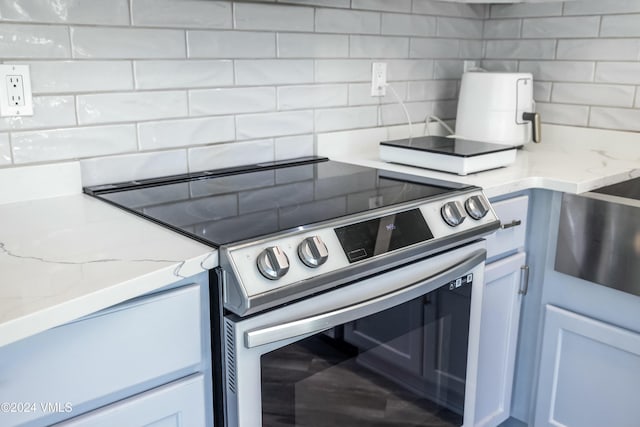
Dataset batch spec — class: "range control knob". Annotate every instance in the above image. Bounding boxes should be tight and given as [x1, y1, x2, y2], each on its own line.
[441, 201, 466, 227]
[257, 246, 290, 280]
[298, 236, 329, 268]
[465, 195, 490, 220]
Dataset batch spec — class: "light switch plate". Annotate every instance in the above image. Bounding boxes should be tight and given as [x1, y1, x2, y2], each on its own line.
[0, 64, 34, 117]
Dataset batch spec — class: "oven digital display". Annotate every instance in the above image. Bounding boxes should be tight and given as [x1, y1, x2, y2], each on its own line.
[334, 209, 433, 263]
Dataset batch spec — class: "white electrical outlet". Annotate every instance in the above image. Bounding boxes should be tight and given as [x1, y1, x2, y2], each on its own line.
[371, 62, 387, 97]
[0, 64, 34, 117]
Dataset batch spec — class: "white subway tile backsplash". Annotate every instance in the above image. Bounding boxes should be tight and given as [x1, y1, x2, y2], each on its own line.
[235, 60, 313, 85]
[135, 60, 234, 90]
[535, 102, 589, 126]
[138, 116, 235, 150]
[188, 139, 274, 172]
[481, 60, 519, 73]
[410, 39, 459, 59]
[77, 91, 188, 125]
[412, 1, 484, 19]
[278, 85, 348, 110]
[0, 96, 75, 131]
[315, 106, 378, 132]
[485, 40, 556, 60]
[434, 60, 464, 79]
[236, 111, 314, 139]
[315, 59, 371, 83]
[552, 83, 635, 107]
[3, 0, 640, 168]
[12, 125, 137, 163]
[352, 0, 411, 13]
[557, 39, 640, 61]
[71, 27, 186, 59]
[386, 59, 433, 80]
[0, 134, 11, 165]
[187, 30, 275, 58]
[283, 0, 349, 7]
[601, 15, 640, 37]
[381, 13, 436, 37]
[522, 17, 600, 39]
[596, 62, 640, 85]
[350, 35, 409, 58]
[190, 87, 276, 115]
[0, 0, 129, 25]
[407, 80, 457, 101]
[278, 33, 349, 58]
[432, 99, 457, 119]
[490, 3, 562, 19]
[563, 0, 640, 16]
[483, 19, 521, 39]
[348, 83, 380, 106]
[459, 40, 483, 58]
[519, 61, 595, 82]
[590, 107, 640, 132]
[437, 17, 483, 39]
[0, 24, 70, 58]
[80, 150, 189, 187]
[275, 134, 314, 160]
[22, 61, 133, 94]
[131, 0, 231, 28]
[379, 101, 431, 125]
[315, 9, 380, 34]
[533, 81, 552, 102]
[234, 3, 313, 31]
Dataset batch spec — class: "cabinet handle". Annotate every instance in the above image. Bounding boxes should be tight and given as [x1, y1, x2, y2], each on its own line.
[519, 265, 530, 295]
[501, 219, 522, 230]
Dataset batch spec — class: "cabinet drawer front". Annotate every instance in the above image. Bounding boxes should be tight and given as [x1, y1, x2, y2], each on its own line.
[0, 285, 202, 426]
[56, 375, 206, 427]
[486, 195, 528, 259]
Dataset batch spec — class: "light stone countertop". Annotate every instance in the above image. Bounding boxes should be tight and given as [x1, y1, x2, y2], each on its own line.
[317, 124, 640, 199]
[0, 163, 216, 347]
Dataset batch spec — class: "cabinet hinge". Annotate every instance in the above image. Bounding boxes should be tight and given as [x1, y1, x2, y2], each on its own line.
[519, 265, 530, 295]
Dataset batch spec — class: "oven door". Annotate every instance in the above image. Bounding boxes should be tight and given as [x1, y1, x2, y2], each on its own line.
[224, 241, 486, 427]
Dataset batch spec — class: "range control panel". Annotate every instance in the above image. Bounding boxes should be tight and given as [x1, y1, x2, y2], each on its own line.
[221, 190, 498, 316]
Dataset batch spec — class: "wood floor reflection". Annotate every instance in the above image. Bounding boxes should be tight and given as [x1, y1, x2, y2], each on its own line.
[261, 335, 461, 427]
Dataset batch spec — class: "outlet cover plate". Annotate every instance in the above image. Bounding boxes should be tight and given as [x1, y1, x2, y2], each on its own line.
[371, 62, 387, 97]
[0, 64, 34, 117]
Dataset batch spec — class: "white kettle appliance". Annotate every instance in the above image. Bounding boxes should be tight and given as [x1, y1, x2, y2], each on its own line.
[455, 72, 541, 146]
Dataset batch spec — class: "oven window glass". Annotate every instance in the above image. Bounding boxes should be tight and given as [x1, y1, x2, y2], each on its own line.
[260, 281, 472, 427]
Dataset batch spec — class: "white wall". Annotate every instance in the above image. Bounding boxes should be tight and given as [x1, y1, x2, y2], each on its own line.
[484, 0, 640, 131]
[0, 0, 484, 184]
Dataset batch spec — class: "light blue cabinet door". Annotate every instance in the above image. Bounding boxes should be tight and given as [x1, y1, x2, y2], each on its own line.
[56, 375, 207, 427]
[0, 284, 203, 426]
[475, 252, 525, 427]
[534, 305, 640, 427]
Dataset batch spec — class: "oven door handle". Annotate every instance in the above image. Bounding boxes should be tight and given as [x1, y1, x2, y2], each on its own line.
[244, 249, 486, 349]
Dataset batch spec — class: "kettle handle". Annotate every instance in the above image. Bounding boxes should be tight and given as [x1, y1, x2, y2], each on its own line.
[522, 112, 541, 143]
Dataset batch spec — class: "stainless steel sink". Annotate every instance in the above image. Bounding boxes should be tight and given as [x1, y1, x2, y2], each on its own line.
[593, 176, 640, 200]
[555, 178, 640, 297]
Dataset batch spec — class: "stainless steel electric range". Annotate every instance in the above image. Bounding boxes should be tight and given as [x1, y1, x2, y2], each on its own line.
[86, 156, 501, 427]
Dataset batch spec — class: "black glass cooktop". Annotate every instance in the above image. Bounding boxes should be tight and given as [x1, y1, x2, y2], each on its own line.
[381, 135, 516, 157]
[85, 157, 468, 247]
